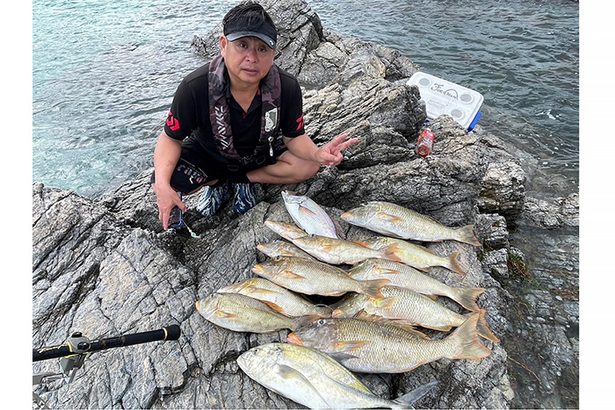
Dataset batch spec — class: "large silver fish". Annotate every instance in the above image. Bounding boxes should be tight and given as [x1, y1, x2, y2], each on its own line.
[217, 277, 332, 318]
[252, 256, 389, 299]
[287, 314, 491, 373]
[358, 236, 466, 277]
[195, 293, 316, 333]
[281, 191, 340, 239]
[348, 258, 485, 312]
[237, 342, 438, 409]
[341, 201, 481, 246]
[332, 285, 500, 344]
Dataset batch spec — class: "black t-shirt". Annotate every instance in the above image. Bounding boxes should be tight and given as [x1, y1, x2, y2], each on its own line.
[164, 62, 306, 159]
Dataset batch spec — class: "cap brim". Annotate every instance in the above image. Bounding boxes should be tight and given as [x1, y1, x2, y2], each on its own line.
[226, 31, 276, 49]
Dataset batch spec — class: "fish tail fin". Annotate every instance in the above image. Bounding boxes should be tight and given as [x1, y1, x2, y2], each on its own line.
[475, 309, 500, 344]
[361, 279, 390, 299]
[449, 287, 486, 312]
[291, 314, 320, 331]
[392, 381, 439, 409]
[456, 224, 482, 246]
[446, 313, 491, 360]
[448, 251, 466, 277]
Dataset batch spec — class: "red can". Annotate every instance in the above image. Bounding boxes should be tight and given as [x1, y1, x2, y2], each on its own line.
[416, 128, 436, 157]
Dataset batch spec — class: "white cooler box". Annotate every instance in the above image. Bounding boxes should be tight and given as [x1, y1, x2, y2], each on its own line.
[407, 71, 483, 131]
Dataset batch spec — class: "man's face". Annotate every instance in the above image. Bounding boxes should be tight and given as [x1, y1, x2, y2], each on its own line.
[220, 36, 275, 88]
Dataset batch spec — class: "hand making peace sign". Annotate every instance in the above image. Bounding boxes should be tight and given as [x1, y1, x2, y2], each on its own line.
[314, 133, 360, 166]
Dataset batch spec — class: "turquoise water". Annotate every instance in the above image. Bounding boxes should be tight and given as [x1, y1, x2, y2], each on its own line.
[32, 0, 578, 197]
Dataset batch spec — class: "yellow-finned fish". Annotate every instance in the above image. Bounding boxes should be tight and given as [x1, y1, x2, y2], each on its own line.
[287, 314, 491, 373]
[265, 220, 400, 265]
[332, 285, 499, 344]
[341, 201, 481, 246]
[237, 342, 439, 409]
[256, 240, 316, 260]
[358, 236, 466, 277]
[264, 220, 309, 241]
[195, 293, 317, 333]
[217, 277, 332, 318]
[251, 256, 389, 299]
[281, 190, 340, 239]
[348, 258, 485, 312]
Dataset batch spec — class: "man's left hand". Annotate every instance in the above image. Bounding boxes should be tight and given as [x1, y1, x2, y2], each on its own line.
[314, 133, 360, 166]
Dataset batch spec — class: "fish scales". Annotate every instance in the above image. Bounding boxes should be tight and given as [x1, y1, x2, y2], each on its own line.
[341, 201, 480, 246]
[349, 258, 485, 311]
[360, 236, 466, 277]
[334, 286, 466, 331]
[264, 220, 395, 265]
[252, 256, 388, 298]
[217, 277, 331, 318]
[288, 316, 491, 373]
[195, 292, 307, 333]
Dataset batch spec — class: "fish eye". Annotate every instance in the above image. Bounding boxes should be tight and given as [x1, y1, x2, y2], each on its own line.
[317, 319, 326, 326]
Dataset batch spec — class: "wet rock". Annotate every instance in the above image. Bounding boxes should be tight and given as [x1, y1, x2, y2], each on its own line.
[521, 193, 579, 229]
[475, 213, 510, 250]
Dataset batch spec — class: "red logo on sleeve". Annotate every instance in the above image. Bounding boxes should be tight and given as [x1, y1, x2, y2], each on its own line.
[295, 114, 304, 131]
[166, 111, 180, 132]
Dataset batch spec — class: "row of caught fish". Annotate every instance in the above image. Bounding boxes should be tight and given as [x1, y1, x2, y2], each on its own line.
[195, 193, 491, 408]
[265, 220, 466, 277]
[281, 191, 480, 246]
[196, 253, 498, 365]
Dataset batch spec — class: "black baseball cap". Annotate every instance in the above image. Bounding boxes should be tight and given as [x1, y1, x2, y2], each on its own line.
[223, 2, 277, 49]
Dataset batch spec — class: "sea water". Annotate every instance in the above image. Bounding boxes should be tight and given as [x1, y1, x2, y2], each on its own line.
[32, 0, 578, 197]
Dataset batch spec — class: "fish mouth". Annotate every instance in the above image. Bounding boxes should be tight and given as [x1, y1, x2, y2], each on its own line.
[331, 308, 344, 318]
[339, 211, 351, 221]
[286, 332, 304, 345]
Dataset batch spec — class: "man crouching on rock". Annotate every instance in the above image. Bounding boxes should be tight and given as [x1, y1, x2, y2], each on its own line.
[152, 1, 358, 230]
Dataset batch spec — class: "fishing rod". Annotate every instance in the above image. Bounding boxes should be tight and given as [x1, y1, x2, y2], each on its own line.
[32, 325, 181, 408]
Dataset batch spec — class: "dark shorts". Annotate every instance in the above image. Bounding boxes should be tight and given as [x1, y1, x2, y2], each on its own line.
[152, 137, 288, 194]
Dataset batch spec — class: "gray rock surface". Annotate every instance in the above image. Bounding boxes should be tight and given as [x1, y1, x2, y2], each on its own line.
[33, 0, 578, 408]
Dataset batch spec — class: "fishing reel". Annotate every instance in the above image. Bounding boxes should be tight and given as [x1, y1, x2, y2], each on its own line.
[32, 325, 181, 408]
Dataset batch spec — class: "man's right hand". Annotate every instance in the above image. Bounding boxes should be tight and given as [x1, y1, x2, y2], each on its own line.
[153, 184, 187, 230]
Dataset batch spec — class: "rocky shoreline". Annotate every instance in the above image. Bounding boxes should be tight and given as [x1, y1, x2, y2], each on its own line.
[32, 0, 578, 408]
